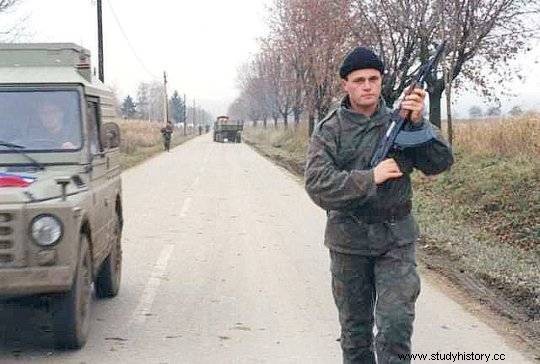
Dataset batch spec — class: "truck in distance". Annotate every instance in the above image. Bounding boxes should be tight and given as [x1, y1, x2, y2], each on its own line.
[213, 115, 243, 143]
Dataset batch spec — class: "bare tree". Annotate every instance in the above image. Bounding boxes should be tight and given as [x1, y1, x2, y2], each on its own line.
[268, 0, 354, 135]
[237, 61, 272, 127]
[0, 0, 23, 41]
[228, 96, 249, 124]
[486, 105, 502, 117]
[148, 81, 165, 122]
[232, 0, 539, 133]
[508, 105, 523, 117]
[0, 0, 17, 12]
[425, 0, 540, 127]
[136, 83, 150, 120]
[135, 81, 166, 122]
[351, 0, 433, 106]
[469, 105, 483, 118]
[266, 0, 313, 129]
[259, 40, 294, 127]
[351, 0, 539, 128]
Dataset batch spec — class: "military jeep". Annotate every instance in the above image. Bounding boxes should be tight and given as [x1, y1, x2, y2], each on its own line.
[0, 43, 123, 349]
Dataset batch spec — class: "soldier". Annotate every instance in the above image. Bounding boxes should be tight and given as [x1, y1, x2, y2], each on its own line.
[35, 100, 78, 149]
[161, 121, 174, 152]
[304, 47, 453, 363]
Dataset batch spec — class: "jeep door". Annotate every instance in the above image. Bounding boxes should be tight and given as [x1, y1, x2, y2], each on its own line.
[86, 98, 115, 268]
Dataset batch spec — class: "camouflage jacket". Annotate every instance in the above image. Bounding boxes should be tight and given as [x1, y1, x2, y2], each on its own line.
[305, 96, 453, 255]
[161, 125, 173, 139]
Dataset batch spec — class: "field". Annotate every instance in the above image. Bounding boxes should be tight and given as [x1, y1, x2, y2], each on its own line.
[243, 114, 540, 343]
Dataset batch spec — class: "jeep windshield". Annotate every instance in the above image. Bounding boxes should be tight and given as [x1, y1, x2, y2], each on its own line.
[0, 90, 82, 152]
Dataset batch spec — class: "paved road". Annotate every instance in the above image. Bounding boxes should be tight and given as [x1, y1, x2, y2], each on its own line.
[0, 135, 533, 363]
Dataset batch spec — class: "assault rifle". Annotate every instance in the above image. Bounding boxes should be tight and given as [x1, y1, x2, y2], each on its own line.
[369, 41, 446, 168]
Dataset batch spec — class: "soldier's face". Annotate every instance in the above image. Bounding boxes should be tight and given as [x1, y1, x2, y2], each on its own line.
[39, 104, 63, 133]
[342, 69, 382, 109]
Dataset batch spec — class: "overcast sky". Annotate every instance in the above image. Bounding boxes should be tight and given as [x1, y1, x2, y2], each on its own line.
[4, 0, 540, 117]
[6, 0, 271, 116]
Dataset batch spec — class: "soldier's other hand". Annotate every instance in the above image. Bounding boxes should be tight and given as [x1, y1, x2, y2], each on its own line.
[373, 158, 403, 184]
[399, 87, 426, 124]
[61, 142, 75, 149]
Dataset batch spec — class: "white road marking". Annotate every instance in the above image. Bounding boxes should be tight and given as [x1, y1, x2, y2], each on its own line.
[130, 243, 175, 325]
[128, 148, 206, 327]
[129, 190, 195, 326]
[179, 197, 192, 218]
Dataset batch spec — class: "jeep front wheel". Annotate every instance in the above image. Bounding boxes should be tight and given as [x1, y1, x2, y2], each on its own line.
[95, 215, 122, 298]
[51, 234, 92, 349]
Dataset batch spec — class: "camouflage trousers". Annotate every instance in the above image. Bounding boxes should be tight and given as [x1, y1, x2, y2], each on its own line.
[163, 137, 171, 152]
[330, 243, 421, 364]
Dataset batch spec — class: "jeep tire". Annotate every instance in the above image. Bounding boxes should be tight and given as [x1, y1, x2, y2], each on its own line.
[51, 234, 92, 349]
[95, 214, 122, 298]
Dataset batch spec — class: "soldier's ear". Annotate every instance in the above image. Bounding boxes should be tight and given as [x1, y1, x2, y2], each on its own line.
[341, 78, 348, 93]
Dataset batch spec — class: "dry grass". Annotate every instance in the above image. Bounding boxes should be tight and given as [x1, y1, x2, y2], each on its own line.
[117, 119, 164, 154]
[244, 123, 310, 159]
[248, 113, 540, 159]
[116, 119, 193, 170]
[432, 114, 539, 250]
[244, 123, 312, 176]
[450, 113, 540, 158]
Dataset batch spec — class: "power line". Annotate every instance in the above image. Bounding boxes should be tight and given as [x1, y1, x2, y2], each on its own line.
[105, 0, 159, 80]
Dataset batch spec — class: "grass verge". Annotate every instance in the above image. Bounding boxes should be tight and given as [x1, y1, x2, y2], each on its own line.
[117, 119, 194, 170]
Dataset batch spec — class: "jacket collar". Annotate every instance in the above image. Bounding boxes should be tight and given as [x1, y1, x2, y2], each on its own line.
[338, 95, 390, 127]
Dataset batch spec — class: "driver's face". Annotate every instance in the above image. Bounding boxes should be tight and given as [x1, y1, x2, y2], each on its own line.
[39, 104, 63, 133]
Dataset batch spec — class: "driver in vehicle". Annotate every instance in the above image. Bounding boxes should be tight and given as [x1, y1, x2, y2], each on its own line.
[35, 101, 78, 149]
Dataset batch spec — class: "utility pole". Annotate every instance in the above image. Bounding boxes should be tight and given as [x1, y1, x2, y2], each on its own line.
[193, 99, 196, 129]
[163, 71, 169, 124]
[183, 94, 187, 136]
[97, 0, 104, 82]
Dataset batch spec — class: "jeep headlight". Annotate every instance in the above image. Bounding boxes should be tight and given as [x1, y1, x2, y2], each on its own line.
[31, 215, 63, 246]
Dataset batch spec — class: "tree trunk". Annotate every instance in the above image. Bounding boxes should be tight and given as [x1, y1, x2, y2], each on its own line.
[293, 108, 302, 126]
[308, 112, 315, 137]
[317, 105, 329, 123]
[428, 79, 444, 128]
[445, 76, 453, 145]
[440, 7, 452, 144]
[428, 90, 443, 128]
[382, 87, 398, 108]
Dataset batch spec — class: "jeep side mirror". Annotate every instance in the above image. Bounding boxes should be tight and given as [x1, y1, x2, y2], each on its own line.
[100, 122, 121, 149]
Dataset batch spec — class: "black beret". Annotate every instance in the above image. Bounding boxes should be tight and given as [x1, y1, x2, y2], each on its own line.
[339, 47, 384, 79]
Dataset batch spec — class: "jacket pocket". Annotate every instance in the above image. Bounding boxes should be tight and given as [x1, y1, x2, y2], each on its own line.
[386, 214, 419, 245]
[326, 212, 391, 253]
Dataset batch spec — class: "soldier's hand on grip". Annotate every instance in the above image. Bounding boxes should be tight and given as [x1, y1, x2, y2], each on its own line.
[399, 87, 426, 124]
[373, 158, 403, 184]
